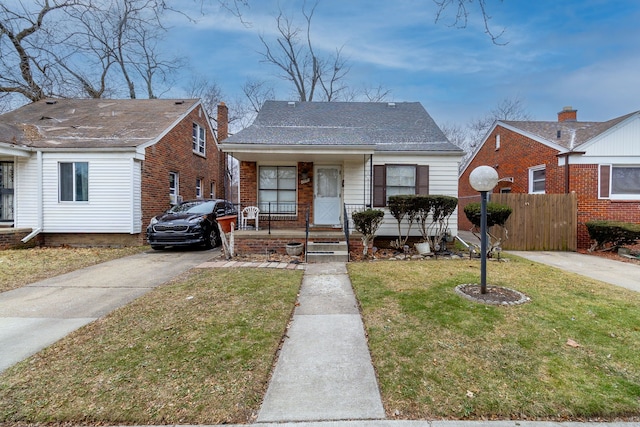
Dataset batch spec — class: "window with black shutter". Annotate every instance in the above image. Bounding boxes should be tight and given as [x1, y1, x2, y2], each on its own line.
[373, 164, 429, 207]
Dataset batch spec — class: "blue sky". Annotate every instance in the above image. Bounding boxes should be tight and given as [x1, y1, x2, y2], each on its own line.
[165, 0, 640, 127]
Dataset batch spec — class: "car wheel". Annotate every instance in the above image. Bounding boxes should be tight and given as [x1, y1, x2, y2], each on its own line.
[204, 228, 220, 249]
[151, 245, 165, 250]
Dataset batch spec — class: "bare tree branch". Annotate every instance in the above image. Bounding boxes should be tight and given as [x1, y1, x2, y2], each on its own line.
[433, 0, 506, 45]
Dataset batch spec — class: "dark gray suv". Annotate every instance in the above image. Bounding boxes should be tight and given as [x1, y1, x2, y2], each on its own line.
[146, 199, 237, 250]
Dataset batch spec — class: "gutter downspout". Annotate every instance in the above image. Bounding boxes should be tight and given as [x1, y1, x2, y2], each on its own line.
[21, 150, 43, 243]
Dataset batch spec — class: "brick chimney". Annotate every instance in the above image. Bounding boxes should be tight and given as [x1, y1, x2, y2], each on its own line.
[558, 106, 577, 122]
[217, 102, 229, 141]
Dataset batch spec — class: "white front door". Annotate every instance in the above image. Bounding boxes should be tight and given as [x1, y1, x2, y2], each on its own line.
[314, 165, 342, 226]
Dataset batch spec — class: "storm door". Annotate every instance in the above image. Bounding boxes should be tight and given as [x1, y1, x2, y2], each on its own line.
[0, 162, 14, 222]
[313, 165, 342, 226]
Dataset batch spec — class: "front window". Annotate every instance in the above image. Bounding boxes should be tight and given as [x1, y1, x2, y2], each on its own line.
[258, 166, 296, 214]
[611, 166, 640, 197]
[192, 123, 206, 155]
[386, 165, 416, 199]
[59, 162, 88, 202]
[529, 166, 545, 194]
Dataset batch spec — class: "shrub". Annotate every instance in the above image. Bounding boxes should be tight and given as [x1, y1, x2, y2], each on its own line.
[585, 220, 640, 250]
[388, 195, 418, 247]
[352, 209, 385, 256]
[464, 202, 512, 228]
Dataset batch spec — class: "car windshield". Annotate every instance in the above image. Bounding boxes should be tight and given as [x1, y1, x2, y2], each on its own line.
[170, 201, 215, 215]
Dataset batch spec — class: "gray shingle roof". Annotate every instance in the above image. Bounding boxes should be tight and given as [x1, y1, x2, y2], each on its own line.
[0, 98, 200, 149]
[502, 111, 637, 150]
[224, 101, 462, 152]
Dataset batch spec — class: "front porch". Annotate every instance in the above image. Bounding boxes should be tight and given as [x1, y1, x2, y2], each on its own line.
[231, 228, 365, 262]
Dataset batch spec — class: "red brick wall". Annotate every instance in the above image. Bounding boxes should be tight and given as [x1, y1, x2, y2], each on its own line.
[141, 104, 221, 231]
[0, 229, 42, 250]
[239, 161, 257, 206]
[570, 164, 640, 248]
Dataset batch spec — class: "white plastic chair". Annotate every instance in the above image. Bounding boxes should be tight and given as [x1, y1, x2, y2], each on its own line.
[241, 206, 260, 230]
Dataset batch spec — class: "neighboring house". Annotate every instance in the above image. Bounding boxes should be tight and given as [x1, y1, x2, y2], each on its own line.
[220, 101, 464, 240]
[0, 98, 225, 248]
[459, 106, 640, 249]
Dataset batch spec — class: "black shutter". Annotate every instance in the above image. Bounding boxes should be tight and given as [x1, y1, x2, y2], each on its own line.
[373, 165, 386, 207]
[416, 165, 429, 195]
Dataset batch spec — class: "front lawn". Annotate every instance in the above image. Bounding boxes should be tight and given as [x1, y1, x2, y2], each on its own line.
[348, 257, 640, 420]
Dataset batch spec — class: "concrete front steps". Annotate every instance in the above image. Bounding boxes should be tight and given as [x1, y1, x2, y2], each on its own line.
[306, 241, 349, 263]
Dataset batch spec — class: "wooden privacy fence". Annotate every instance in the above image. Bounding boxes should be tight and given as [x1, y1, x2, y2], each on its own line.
[490, 193, 577, 251]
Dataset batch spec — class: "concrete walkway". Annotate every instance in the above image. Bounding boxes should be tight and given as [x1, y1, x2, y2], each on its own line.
[257, 262, 385, 422]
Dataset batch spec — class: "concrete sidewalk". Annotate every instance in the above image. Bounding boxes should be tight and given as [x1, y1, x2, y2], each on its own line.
[0, 248, 215, 373]
[257, 262, 385, 422]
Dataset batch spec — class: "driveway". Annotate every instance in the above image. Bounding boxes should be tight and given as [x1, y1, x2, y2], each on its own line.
[0, 248, 216, 373]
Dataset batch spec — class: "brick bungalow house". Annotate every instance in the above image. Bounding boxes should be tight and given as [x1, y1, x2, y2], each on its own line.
[459, 106, 640, 249]
[220, 101, 464, 257]
[0, 98, 226, 248]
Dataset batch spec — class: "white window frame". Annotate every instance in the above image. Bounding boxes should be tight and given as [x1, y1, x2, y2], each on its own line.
[59, 162, 89, 202]
[495, 134, 501, 150]
[609, 165, 640, 200]
[196, 178, 202, 198]
[169, 172, 179, 204]
[386, 165, 416, 200]
[528, 165, 546, 194]
[192, 123, 206, 155]
[258, 165, 297, 214]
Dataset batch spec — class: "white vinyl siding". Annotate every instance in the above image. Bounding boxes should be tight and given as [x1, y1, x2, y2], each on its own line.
[41, 152, 140, 233]
[14, 157, 39, 229]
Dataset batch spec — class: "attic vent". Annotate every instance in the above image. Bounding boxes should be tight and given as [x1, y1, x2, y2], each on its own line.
[288, 101, 296, 107]
[45, 100, 57, 105]
[557, 130, 561, 139]
[387, 102, 396, 108]
[174, 100, 184, 105]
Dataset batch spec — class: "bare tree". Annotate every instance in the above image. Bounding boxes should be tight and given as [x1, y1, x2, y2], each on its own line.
[0, 0, 76, 102]
[257, 1, 350, 102]
[0, 0, 213, 105]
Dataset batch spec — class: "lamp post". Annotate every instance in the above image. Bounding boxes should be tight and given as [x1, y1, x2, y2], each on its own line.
[469, 166, 499, 294]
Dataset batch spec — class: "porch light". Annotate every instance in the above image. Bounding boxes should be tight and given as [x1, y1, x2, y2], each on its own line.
[469, 166, 499, 294]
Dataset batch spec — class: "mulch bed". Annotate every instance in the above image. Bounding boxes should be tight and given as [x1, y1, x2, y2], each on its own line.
[455, 284, 531, 306]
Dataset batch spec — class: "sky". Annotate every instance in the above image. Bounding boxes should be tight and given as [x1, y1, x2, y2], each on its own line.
[145, 1, 639, 128]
